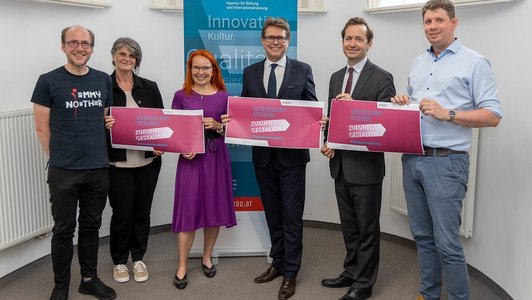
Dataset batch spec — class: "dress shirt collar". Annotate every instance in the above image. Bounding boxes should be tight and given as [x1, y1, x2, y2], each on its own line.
[346, 56, 368, 74]
[265, 55, 287, 69]
[427, 38, 461, 59]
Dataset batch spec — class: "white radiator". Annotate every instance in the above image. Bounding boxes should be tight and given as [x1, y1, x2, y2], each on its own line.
[389, 129, 478, 238]
[0, 109, 52, 251]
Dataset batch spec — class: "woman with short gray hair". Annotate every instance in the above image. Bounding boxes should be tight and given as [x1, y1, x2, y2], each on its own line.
[105, 37, 164, 284]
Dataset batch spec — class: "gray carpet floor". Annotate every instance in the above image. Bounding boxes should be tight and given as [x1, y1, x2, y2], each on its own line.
[0, 226, 503, 300]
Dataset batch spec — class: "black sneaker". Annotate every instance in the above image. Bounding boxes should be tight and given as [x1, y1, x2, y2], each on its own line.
[78, 277, 117, 300]
[50, 286, 69, 300]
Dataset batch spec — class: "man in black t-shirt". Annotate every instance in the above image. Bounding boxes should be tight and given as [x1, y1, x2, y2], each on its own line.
[31, 25, 116, 300]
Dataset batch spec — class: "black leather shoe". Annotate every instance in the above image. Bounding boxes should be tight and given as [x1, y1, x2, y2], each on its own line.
[278, 277, 296, 300]
[78, 277, 116, 300]
[50, 286, 68, 300]
[201, 261, 217, 278]
[321, 276, 353, 288]
[254, 266, 282, 283]
[173, 273, 188, 290]
[339, 287, 372, 300]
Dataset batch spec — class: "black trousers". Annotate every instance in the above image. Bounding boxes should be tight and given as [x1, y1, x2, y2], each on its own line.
[335, 170, 382, 291]
[47, 166, 109, 287]
[108, 157, 161, 264]
[254, 151, 306, 278]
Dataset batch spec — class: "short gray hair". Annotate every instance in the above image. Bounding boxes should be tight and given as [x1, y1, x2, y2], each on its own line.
[111, 37, 142, 72]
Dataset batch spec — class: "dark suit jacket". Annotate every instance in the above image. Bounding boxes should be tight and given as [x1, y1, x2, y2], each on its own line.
[242, 57, 318, 168]
[107, 71, 165, 162]
[326, 59, 396, 185]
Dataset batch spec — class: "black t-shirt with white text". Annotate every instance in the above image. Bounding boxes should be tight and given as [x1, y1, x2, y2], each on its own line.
[31, 66, 113, 169]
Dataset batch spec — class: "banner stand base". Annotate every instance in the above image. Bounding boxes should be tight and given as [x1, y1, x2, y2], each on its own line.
[188, 249, 270, 265]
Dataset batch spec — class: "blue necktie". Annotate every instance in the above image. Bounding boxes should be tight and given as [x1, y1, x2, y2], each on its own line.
[267, 63, 278, 98]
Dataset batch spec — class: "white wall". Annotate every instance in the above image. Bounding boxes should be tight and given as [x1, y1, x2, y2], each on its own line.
[300, 1, 532, 299]
[1, 0, 531, 299]
[0, 0, 183, 280]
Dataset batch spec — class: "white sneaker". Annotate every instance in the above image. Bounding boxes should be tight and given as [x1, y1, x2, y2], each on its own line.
[113, 264, 129, 283]
[132, 260, 149, 282]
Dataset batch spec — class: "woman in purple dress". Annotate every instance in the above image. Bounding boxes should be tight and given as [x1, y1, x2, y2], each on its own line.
[171, 49, 236, 290]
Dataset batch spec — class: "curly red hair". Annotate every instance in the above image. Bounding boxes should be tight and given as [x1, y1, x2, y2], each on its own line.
[183, 49, 226, 96]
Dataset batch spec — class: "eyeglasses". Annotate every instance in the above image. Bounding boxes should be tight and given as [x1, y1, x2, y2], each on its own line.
[191, 66, 212, 72]
[65, 40, 93, 49]
[264, 36, 288, 44]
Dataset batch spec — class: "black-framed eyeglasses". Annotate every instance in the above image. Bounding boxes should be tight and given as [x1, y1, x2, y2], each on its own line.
[65, 40, 93, 49]
[191, 66, 213, 72]
[264, 35, 288, 44]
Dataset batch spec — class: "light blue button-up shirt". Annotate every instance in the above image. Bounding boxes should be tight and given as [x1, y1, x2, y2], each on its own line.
[408, 39, 502, 151]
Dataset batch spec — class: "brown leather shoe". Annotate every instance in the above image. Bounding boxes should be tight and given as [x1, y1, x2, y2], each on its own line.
[278, 277, 296, 300]
[254, 266, 282, 283]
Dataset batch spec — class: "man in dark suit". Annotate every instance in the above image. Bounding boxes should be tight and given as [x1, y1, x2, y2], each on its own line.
[321, 17, 396, 300]
[241, 17, 318, 300]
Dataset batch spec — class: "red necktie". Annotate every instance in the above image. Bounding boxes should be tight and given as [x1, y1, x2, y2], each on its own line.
[344, 67, 354, 94]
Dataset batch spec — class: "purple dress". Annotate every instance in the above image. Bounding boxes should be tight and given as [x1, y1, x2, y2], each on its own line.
[171, 89, 236, 232]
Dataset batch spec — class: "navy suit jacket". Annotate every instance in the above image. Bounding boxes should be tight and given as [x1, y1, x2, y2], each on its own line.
[326, 59, 396, 185]
[241, 57, 318, 168]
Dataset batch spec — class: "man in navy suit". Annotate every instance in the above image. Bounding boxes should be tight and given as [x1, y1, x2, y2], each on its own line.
[240, 17, 318, 300]
[321, 17, 395, 300]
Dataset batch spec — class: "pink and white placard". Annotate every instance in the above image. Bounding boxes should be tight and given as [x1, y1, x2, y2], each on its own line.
[327, 100, 423, 154]
[110, 107, 205, 154]
[225, 97, 324, 149]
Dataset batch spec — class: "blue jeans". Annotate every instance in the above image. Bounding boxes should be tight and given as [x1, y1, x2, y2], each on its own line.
[402, 153, 470, 300]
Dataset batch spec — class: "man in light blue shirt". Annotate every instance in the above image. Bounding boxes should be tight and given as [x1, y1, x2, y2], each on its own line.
[392, 1, 501, 299]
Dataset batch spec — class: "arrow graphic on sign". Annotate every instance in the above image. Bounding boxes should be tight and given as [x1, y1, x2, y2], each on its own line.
[250, 119, 291, 133]
[135, 127, 174, 141]
[348, 123, 386, 138]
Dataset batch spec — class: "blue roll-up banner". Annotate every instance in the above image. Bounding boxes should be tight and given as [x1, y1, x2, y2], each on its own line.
[184, 0, 298, 258]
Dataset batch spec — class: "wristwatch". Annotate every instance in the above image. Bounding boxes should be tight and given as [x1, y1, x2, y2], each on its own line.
[448, 110, 456, 122]
[216, 123, 225, 134]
